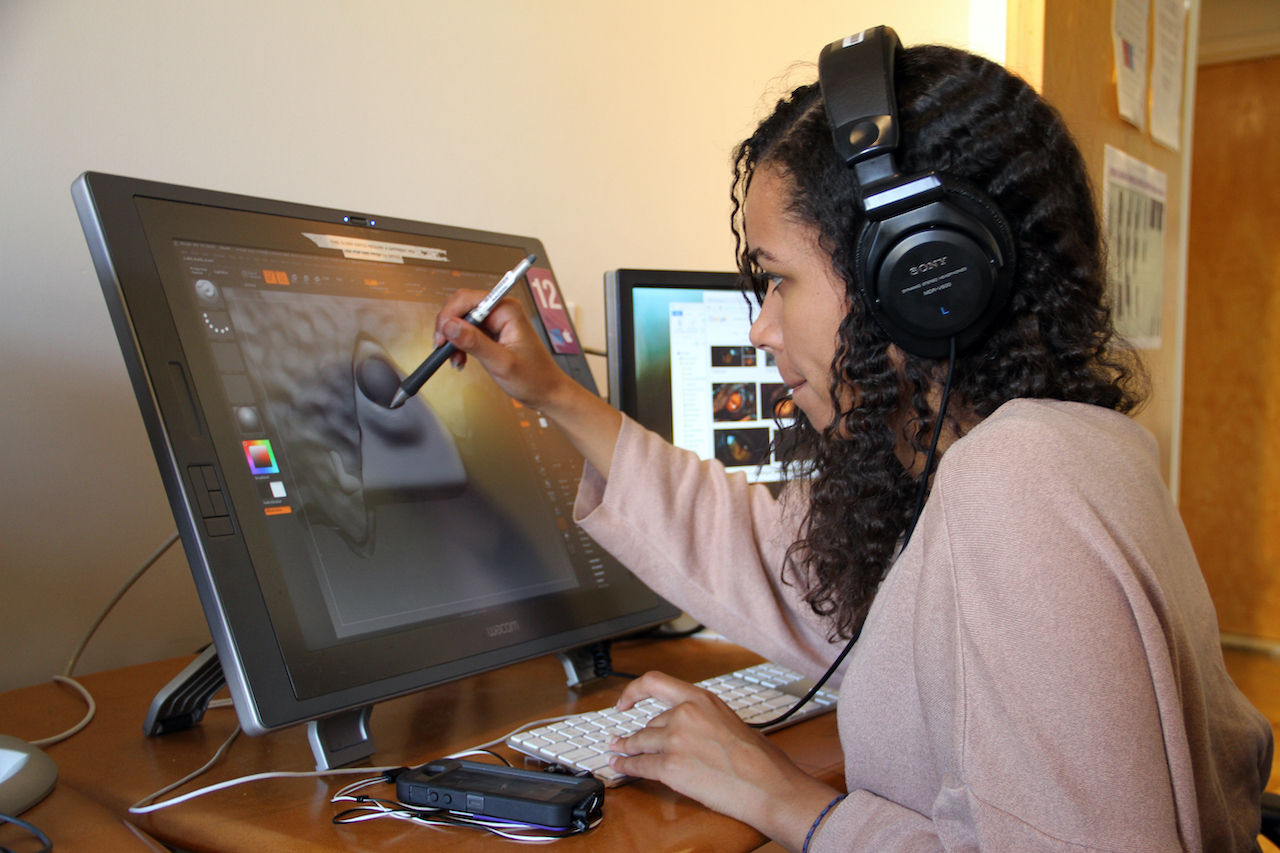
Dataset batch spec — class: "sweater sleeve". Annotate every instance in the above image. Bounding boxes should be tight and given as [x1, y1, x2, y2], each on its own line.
[574, 415, 842, 679]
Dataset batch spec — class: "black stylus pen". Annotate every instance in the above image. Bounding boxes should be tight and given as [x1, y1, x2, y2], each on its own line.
[388, 253, 537, 409]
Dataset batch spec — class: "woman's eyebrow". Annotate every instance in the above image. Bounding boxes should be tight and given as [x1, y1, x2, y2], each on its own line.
[748, 247, 779, 265]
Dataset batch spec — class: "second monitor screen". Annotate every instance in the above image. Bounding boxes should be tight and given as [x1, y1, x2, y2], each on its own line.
[628, 286, 792, 484]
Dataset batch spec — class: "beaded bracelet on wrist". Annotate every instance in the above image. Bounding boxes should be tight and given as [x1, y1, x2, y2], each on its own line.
[802, 793, 847, 853]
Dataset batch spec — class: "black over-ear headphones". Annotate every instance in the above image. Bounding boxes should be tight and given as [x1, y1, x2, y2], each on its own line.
[817, 26, 1015, 358]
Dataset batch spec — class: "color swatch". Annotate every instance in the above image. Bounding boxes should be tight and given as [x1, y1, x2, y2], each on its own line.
[242, 439, 280, 474]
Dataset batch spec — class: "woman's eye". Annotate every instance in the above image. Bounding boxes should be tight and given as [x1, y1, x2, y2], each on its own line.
[750, 268, 783, 303]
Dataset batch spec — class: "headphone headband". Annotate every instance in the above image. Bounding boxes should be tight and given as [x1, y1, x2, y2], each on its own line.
[818, 27, 901, 168]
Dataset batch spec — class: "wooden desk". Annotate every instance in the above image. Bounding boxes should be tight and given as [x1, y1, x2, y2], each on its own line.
[0, 637, 844, 853]
[0, 782, 166, 853]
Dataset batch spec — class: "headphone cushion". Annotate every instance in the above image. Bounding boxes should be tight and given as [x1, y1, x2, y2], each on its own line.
[855, 176, 1015, 357]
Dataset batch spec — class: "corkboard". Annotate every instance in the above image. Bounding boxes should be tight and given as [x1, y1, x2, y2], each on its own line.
[1040, 0, 1189, 486]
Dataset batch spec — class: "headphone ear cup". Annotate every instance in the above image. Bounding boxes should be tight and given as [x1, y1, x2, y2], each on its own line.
[856, 177, 1014, 358]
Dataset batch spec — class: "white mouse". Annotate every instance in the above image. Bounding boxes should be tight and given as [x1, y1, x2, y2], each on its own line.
[0, 735, 57, 816]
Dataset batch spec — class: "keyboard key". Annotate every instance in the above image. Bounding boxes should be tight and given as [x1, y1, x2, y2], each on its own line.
[575, 752, 615, 772]
[595, 765, 628, 784]
[560, 747, 604, 764]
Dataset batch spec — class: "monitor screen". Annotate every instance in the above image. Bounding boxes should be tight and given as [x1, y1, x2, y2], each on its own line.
[604, 270, 793, 487]
[72, 173, 679, 759]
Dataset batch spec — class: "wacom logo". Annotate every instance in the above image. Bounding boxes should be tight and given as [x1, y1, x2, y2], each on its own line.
[486, 620, 521, 638]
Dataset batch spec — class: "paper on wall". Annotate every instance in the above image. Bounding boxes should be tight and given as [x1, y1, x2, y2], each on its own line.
[1150, 0, 1188, 150]
[1104, 145, 1167, 349]
[1113, 0, 1151, 131]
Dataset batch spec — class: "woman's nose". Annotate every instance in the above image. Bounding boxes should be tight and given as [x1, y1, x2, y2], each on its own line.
[749, 292, 780, 353]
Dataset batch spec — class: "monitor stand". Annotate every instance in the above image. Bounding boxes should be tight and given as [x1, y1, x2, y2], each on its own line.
[557, 640, 633, 687]
[143, 645, 226, 736]
[306, 707, 375, 770]
[144, 643, 610, 768]
[557, 646, 603, 688]
[142, 646, 376, 770]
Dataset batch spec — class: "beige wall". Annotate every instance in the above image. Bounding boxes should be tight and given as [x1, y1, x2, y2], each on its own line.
[0, 1, 985, 692]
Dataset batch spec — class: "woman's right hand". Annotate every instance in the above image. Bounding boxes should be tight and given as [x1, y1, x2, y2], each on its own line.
[435, 288, 623, 478]
[434, 289, 568, 411]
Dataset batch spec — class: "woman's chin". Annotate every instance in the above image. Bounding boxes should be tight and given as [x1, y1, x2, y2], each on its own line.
[792, 390, 835, 431]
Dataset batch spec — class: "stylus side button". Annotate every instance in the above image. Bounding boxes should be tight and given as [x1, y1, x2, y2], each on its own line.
[168, 362, 205, 440]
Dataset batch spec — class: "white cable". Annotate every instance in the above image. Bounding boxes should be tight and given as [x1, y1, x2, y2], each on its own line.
[328, 723, 609, 843]
[129, 724, 401, 814]
[64, 532, 181, 678]
[330, 714, 581, 807]
[28, 529, 589, 831]
[28, 676, 96, 749]
[129, 724, 242, 812]
[28, 533, 181, 749]
[332, 774, 391, 801]
[330, 713, 580, 804]
[332, 798, 601, 842]
[130, 669, 579, 816]
[133, 765, 397, 815]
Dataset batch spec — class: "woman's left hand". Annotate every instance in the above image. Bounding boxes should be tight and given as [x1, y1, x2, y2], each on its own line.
[608, 670, 839, 850]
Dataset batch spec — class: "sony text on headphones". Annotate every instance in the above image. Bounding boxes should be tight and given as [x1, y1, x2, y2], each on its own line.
[817, 26, 1015, 358]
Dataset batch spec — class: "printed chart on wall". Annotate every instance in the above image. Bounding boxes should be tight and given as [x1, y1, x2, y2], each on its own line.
[1104, 144, 1167, 350]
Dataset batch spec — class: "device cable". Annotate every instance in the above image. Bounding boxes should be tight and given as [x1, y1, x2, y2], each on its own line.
[128, 710, 586, 817]
[29, 531, 181, 749]
[63, 532, 181, 679]
[747, 337, 958, 730]
[0, 812, 52, 853]
[330, 758, 603, 841]
[585, 641, 638, 680]
[128, 723, 406, 815]
[331, 796, 602, 841]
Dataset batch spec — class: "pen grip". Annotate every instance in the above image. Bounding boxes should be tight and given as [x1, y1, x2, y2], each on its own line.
[401, 341, 456, 395]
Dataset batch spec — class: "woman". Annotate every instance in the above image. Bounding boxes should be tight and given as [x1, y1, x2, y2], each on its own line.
[432, 36, 1272, 853]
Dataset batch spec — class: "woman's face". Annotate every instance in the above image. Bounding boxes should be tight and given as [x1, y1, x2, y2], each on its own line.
[746, 166, 850, 432]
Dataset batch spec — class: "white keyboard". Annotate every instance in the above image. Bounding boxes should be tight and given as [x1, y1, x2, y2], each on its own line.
[506, 662, 838, 786]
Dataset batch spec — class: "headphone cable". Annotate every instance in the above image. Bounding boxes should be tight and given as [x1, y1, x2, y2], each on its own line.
[749, 336, 957, 729]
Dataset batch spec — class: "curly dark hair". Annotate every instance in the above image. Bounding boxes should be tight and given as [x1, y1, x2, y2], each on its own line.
[731, 44, 1147, 641]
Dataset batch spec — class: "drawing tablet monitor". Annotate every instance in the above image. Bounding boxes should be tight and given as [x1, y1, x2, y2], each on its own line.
[605, 269, 791, 486]
[73, 173, 678, 742]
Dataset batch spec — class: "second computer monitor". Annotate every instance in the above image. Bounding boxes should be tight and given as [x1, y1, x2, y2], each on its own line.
[604, 269, 793, 487]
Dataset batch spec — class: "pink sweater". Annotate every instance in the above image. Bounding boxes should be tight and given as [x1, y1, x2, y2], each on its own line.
[574, 399, 1272, 852]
